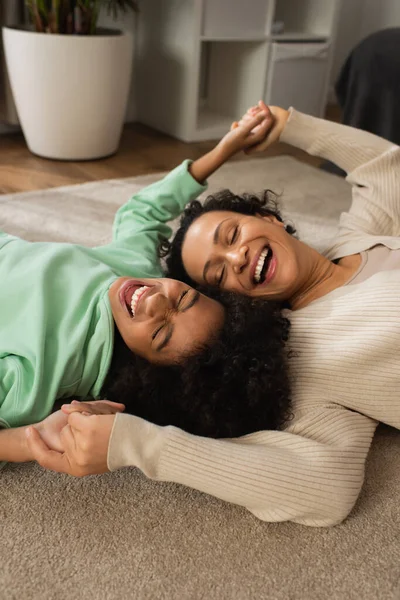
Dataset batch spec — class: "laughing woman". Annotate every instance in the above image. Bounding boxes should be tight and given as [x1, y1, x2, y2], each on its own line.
[28, 103, 399, 527]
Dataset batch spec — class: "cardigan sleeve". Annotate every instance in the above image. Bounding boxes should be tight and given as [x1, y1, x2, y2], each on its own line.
[107, 404, 377, 527]
[280, 109, 400, 238]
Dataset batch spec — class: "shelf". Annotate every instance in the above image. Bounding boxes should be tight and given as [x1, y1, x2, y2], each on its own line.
[200, 34, 328, 44]
[136, 0, 340, 142]
[201, 0, 272, 40]
[195, 40, 269, 142]
[270, 33, 328, 43]
[273, 0, 338, 39]
[200, 36, 268, 43]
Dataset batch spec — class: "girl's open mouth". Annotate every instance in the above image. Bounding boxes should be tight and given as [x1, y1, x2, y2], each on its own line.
[119, 281, 151, 317]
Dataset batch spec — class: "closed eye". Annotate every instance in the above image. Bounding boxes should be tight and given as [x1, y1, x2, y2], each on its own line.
[153, 291, 200, 352]
[152, 324, 164, 341]
[177, 289, 189, 308]
[229, 226, 239, 245]
[217, 266, 225, 287]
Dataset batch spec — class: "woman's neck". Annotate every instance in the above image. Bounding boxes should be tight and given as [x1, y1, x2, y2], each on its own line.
[289, 245, 361, 311]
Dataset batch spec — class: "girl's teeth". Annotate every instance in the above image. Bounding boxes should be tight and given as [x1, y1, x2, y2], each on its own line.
[254, 248, 269, 283]
[130, 285, 149, 316]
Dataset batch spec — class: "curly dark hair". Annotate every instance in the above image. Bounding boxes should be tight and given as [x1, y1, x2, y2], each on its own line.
[159, 189, 296, 287]
[101, 288, 292, 438]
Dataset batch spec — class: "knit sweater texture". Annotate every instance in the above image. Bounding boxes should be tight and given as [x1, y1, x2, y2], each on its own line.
[107, 110, 400, 527]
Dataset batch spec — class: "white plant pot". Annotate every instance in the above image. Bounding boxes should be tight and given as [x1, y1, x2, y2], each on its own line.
[2, 26, 133, 160]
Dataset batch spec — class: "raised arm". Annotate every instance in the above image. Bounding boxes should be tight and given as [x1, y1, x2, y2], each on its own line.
[111, 161, 206, 251]
[281, 109, 400, 238]
[244, 101, 400, 238]
[112, 112, 273, 251]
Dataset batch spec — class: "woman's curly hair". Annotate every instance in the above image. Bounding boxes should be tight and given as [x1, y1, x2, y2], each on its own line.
[159, 189, 296, 287]
[101, 289, 293, 438]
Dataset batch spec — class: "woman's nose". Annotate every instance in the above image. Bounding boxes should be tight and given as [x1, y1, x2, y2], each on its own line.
[227, 245, 248, 274]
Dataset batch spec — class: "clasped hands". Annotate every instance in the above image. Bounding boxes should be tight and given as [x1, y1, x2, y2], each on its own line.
[217, 100, 290, 158]
[26, 400, 125, 476]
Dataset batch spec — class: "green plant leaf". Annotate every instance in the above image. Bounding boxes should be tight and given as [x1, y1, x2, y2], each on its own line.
[24, 0, 138, 34]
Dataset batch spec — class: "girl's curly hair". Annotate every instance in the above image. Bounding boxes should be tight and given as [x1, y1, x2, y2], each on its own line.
[159, 189, 296, 287]
[101, 288, 293, 438]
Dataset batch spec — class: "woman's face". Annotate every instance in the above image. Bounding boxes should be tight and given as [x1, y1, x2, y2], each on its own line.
[109, 277, 225, 364]
[181, 210, 302, 301]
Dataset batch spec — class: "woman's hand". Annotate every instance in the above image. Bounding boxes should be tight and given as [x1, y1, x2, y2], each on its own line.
[34, 400, 124, 453]
[26, 412, 115, 476]
[61, 399, 125, 417]
[216, 109, 274, 159]
[233, 101, 290, 154]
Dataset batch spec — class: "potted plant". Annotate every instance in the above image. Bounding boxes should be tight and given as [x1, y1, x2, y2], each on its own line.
[2, 1, 138, 160]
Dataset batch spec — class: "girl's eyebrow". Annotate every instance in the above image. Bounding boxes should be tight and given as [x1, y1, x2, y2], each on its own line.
[180, 291, 200, 313]
[156, 293, 200, 351]
[155, 324, 173, 352]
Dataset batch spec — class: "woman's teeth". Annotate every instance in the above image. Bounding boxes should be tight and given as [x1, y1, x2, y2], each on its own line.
[254, 247, 270, 283]
[130, 285, 149, 316]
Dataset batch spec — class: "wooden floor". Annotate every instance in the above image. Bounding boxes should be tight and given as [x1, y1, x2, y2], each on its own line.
[0, 105, 341, 194]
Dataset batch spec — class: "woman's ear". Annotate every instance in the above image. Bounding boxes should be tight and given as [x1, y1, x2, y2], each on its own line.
[259, 213, 286, 228]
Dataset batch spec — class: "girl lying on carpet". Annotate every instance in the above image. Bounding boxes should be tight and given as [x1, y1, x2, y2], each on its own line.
[28, 102, 400, 528]
[1, 112, 292, 466]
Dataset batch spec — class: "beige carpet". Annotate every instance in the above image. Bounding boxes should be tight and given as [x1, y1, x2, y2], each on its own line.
[1, 156, 399, 600]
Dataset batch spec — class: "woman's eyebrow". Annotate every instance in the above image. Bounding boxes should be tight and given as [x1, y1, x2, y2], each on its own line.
[203, 261, 211, 283]
[203, 219, 231, 282]
[213, 218, 230, 244]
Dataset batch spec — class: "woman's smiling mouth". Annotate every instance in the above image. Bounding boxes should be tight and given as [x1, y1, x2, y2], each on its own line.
[252, 245, 276, 286]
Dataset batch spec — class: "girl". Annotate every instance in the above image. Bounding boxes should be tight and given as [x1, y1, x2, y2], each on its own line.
[1, 112, 292, 465]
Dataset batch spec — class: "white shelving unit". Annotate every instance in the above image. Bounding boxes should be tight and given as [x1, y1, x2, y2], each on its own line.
[136, 0, 341, 142]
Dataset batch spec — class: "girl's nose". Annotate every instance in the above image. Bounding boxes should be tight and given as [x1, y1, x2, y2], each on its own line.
[145, 290, 170, 317]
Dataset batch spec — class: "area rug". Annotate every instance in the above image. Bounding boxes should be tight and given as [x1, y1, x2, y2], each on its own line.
[1, 156, 399, 600]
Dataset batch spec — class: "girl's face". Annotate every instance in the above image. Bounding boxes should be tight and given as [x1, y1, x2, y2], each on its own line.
[181, 210, 302, 301]
[109, 277, 225, 364]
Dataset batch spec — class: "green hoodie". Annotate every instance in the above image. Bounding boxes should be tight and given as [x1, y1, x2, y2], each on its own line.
[0, 161, 205, 432]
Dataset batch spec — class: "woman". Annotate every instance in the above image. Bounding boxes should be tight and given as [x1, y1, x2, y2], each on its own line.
[1, 112, 292, 464]
[28, 101, 399, 527]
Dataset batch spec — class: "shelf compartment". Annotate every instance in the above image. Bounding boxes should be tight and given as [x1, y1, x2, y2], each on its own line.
[273, 0, 338, 38]
[195, 40, 270, 141]
[201, 0, 272, 39]
[265, 42, 331, 117]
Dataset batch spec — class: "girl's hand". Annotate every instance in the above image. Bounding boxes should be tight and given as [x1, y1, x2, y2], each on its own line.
[26, 412, 115, 477]
[217, 109, 274, 159]
[34, 400, 124, 453]
[34, 410, 69, 452]
[235, 101, 290, 154]
[61, 399, 125, 417]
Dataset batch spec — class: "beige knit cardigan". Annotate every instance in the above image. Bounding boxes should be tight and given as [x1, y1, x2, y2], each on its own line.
[108, 110, 400, 527]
